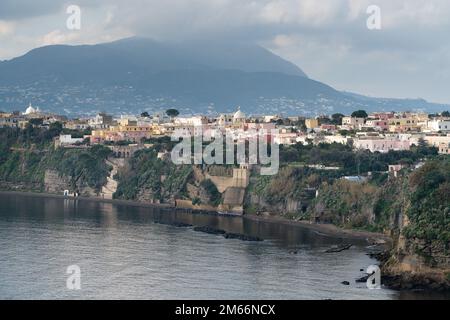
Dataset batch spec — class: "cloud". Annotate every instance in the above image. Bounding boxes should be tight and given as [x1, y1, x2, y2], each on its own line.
[41, 29, 81, 45]
[0, 20, 14, 36]
[0, 0, 449, 102]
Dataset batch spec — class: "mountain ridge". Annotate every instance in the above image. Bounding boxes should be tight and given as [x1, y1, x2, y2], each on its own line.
[0, 37, 448, 116]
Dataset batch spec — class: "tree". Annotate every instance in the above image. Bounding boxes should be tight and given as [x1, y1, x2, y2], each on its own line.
[331, 113, 345, 125]
[28, 118, 44, 126]
[141, 111, 150, 118]
[318, 116, 331, 125]
[442, 111, 450, 117]
[166, 109, 179, 118]
[351, 110, 368, 118]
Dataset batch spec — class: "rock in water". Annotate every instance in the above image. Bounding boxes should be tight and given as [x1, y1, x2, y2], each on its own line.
[325, 244, 352, 253]
[223, 233, 263, 242]
[193, 226, 226, 235]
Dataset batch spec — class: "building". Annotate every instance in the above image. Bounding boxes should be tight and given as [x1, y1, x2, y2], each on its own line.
[370, 112, 395, 120]
[64, 119, 90, 130]
[427, 119, 450, 132]
[363, 119, 389, 131]
[175, 116, 208, 127]
[342, 176, 368, 183]
[217, 114, 233, 126]
[423, 135, 450, 148]
[232, 108, 246, 125]
[388, 164, 406, 178]
[0, 116, 21, 128]
[274, 132, 299, 145]
[342, 117, 365, 129]
[322, 135, 349, 145]
[89, 112, 114, 129]
[305, 118, 319, 129]
[56, 134, 85, 147]
[23, 103, 40, 115]
[438, 142, 450, 155]
[353, 137, 411, 153]
[388, 115, 421, 133]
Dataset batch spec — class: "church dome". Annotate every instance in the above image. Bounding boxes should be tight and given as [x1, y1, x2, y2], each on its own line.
[24, 104, 36, 115]
[233, 108, 246, 120]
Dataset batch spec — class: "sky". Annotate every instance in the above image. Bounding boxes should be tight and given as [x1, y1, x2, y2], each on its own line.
[1, 0, 450, 103]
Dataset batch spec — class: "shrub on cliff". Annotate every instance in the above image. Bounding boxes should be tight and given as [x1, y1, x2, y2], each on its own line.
[200, 179, 221, 206]
[310, 180, 378, 229]
[114, 149, 193, 202]
[403, 158, 450, 246]
[47, 145, 112, 191]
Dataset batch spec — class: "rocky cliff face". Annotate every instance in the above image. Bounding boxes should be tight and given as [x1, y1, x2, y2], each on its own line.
[44, 169, 98, 197]
[309, 159, 450, 291]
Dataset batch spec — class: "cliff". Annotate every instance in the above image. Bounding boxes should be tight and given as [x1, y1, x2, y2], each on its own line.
[0, 129, 112, 196]
[309, 157, 450, 290]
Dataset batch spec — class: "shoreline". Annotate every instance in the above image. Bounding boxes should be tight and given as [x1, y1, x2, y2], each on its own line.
[0, 190, 390, 244]
[2, 189, 449, 294]
[243, 214, 391, 244]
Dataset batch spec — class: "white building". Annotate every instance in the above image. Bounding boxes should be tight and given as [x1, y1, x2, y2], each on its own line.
[89, 113, 113, 129]
[427, 119, 450, 132]
[174, 116, 208, 127]
[23, 103, 40, 115]
[58, 134, 84, 146]
[233, 108, 246, 124]
[323, 135, 350, 145]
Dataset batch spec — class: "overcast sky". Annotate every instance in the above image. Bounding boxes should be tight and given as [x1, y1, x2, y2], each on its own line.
[1, 0, 450, 103]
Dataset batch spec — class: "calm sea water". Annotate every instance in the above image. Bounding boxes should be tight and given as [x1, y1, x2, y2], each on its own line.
[0, 193, 444, 300]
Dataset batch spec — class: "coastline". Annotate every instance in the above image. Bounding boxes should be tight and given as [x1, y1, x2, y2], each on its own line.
[0, 190, 390, 244]
[2, 189, 449, 293]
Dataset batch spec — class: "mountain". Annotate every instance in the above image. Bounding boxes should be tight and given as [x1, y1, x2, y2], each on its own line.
[0, 37, 447, 117]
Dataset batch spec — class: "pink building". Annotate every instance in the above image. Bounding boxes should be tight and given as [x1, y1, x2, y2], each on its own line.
[320, 124, 337, 131]
[364, 119, 389, 131]
[353, 138, 411, 153]
[370, 112, 395, 120]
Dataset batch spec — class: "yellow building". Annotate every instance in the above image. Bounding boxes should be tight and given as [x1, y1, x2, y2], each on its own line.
[388, 117, 421, 132]
[305, 118, 319, 129]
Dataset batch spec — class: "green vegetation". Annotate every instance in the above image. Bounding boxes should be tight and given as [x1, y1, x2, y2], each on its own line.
[309, 157, 450, 256]
[403, 157, 450, 245]
[351, 110, 368, 118]
[0, 127, 111, 192]
[166, 108, 180, 118]
[279, 142, 437, 175]
[200, 179, 221, 206]
[47, 145, 112, 191]
[114, 149, 192, 201]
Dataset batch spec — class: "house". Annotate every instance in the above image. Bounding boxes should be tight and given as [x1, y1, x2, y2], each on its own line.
[388, 164, 406, 178]
[438, 142, 450, 155]
[342, 117, 365, 129]
[427, 119, 450, 132]
[274, 132, 299, 145]
[56, 134, 84, 147]
[305, 118, 319, 129]
[342, 176, 368, 183]
[89, 112, 114, 129]
[64, 119, 90, 130]
[423, 135, 450, 148]
[353, 137, 411, 153]
[364, 119, 389, 131]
